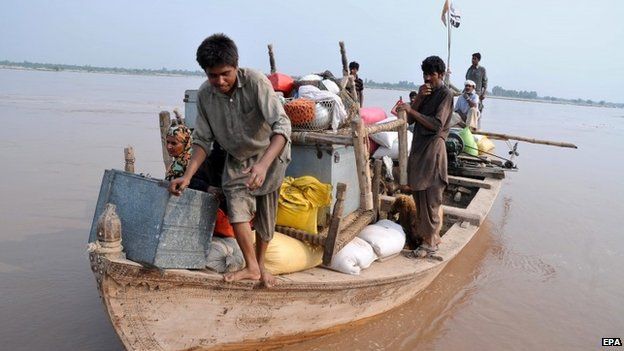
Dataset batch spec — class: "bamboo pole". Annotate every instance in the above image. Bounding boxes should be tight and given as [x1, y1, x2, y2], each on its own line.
[397, 110, 409, 185]
[323, 182, 347, 265]
[124, 146, 135, 173]
[159, 111, 172, 171]
[474, 130, 578, 149]
[290, 131, 353, 146]
[351, 117, 373, 210]
[365, 119, 406, 135]
[268, 44, 276, 74]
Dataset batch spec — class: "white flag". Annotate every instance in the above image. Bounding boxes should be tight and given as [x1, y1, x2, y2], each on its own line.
[441, 0, 461, 28]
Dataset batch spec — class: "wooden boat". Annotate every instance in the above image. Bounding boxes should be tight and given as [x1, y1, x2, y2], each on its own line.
[89, 173, 501, 350]
[88, 42, 507, 350]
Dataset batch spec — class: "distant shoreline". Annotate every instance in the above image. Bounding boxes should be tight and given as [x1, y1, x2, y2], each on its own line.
[2, 63, 621, 109]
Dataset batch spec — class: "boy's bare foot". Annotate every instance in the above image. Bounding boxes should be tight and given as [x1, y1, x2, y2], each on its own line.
[260, 268, 277, 288]
[223, 268, 260, 282]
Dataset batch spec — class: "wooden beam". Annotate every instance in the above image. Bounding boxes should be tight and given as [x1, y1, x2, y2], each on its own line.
[365, 119, 406, 134]
[323, 183, 347, 265]
[397, 110, 408, 185]
[474, 130, 578, 149]
[372, 160, 382, 222]
[448, 175, 491, 189]
[351, 117, 373, 210]
[158, 111, 172, 172]
[449, 166, 505, 179]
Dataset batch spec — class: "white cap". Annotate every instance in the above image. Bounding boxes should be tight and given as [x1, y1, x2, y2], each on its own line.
[464, 79, 476, 87]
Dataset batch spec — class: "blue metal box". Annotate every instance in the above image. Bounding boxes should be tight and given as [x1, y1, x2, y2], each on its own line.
[89, 170, 218, 269]
[286, 144, 360, 224]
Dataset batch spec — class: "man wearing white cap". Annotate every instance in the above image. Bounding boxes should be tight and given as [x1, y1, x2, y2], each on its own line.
[452, 79, 480, 130]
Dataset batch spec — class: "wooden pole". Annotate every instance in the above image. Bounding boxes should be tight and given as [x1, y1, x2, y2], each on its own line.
[291, 131, 354, 146]
[365, 119, 406, 135]
[159, 111, 172, 171]
[323, 183, 347, 265]
[268, 44, 276, 74]
[339, 41, 348, 77]
[351, 117, 373, 210]
[372, 160, 382, 222]
[124, 146, 135, 173]
[474, 130, 578, 149]
[397, 110, 409, 185]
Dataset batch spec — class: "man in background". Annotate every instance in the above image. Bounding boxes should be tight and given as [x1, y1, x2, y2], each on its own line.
[349, 61, 364, 106]
[465, 52, 488, 120]
[452, 79, 480, 130]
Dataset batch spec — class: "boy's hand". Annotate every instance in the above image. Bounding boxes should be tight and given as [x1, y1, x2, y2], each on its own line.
[169, 176, 190, 196]
[396, 103, 412, 114]
[243, 162, 268, 190]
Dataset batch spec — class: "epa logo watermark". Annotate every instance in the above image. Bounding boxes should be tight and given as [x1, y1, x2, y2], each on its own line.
[603, 338, 622, 347]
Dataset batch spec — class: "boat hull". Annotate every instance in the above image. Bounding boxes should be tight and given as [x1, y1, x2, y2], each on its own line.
[89, 177, 501, 350]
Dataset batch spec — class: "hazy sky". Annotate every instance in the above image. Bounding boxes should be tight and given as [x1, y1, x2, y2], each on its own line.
[1, 0, 622, 102]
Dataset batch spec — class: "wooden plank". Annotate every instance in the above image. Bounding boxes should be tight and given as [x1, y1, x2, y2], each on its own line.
[447, 175, 491, 189]
[441, 205, 482, 226]
[449, 166, 505, 179]
[330, 209, 376, 260]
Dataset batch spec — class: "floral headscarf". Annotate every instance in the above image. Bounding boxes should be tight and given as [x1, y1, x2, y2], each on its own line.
[165, 123, 192, 180]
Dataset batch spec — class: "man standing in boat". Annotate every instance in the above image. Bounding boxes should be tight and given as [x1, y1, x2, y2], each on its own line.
[397, 56, 453, 256]
[168, 33, 291, 288]
[349, 61, 364, 106]
[465, 52, 488, 119]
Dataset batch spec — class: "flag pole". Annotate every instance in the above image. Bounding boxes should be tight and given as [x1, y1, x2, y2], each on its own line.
[445, 6, 451, 85]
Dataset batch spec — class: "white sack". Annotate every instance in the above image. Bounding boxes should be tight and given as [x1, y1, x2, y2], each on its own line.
[369, 116, 399, 148]
[328, 237, 377, 275]
[372, 131, 413, 160]
[322, 79, 340, 94]
[358, 220, 406, 259]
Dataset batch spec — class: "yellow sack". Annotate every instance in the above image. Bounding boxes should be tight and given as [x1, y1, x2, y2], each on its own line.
[276, 176, 332, 234]
[477, 135, 495, 155]
[254, 232, 323, 275]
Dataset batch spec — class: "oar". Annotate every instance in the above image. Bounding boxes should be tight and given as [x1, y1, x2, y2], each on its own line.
[474, 130, 578, 149]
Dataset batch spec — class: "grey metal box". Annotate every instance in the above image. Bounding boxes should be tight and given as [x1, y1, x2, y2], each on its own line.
[184, 89, 199, 129]
[286, 144, 360, 224]
[89, 170, 218, 269]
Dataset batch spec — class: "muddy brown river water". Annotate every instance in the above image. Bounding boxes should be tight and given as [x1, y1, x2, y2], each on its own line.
[1, 69, 622, 350]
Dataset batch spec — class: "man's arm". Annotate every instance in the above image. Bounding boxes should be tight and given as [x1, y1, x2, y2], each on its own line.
[467, 93, 478, 108]
[400, 89, 452, 133]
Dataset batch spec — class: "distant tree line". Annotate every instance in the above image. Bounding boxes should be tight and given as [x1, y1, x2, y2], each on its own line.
[364, 78, 419, 91]
[0, 60, 204, 77]
[491, 85, 623, 108]
[1, 60, 622, 108]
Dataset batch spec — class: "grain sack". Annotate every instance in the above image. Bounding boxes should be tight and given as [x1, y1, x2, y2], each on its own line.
[327, 237, 377, 275]
[205, 237, 245, 273]
[357, 219, 406, 259]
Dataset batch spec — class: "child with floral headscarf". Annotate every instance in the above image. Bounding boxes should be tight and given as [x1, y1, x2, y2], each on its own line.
[165, 123, 192, 181]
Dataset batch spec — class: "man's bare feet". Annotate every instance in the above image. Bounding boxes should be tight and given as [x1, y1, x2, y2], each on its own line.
[260, 268, 277, 288]
[223, 267, 260, 282]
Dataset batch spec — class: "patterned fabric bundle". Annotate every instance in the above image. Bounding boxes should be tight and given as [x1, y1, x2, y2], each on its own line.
[165, 123, 192, 180]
